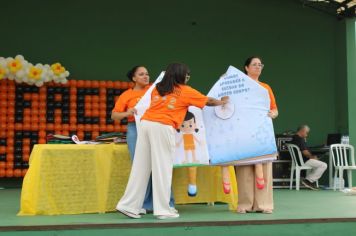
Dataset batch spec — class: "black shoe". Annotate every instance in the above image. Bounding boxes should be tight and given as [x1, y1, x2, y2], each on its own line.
[301, 179, 318, 190]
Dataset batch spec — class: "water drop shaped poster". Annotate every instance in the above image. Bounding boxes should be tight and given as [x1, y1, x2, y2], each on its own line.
[203, 66, 277, 165]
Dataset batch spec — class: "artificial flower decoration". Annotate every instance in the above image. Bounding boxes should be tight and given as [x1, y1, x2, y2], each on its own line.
[0, 55, 70, 86]
[0, 57, 8, 80]
[50, 62, 70, 84]
[28, 66, 43, 80]
[51, 63, 65, 75]
[0, 67, 6, 80]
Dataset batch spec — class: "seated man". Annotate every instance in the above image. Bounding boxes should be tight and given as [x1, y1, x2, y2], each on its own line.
[290, 125, 327, 190]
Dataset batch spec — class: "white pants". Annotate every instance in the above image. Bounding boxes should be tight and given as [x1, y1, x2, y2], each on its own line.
[117, 120, 175, 216]
[305, 159, 327, 183]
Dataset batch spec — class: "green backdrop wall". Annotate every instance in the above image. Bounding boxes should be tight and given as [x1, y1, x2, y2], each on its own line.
[1, 0, 349, 145]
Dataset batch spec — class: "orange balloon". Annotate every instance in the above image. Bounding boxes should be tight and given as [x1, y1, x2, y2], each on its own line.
[70, 103, 77, 109]
[92, 110, 99, 117]
[0, 169, 5, 177]
[92, 102, 99, 110]
[99, 110, 107, 118]
[6, 162, 14, 169]
[77, 131, 84, 140]
[106, 81, 114, 88]
[23, 123, 31, 130]
[106, 125, 114, 132]
[22, 153, 30, 162]
[7, 130, 14, 138]
[99, 87, 106, 95]
[121, 82, 129, 89]
[0, 162, 5, 169]
[92, 131, 99, 139]
[84, 103, 92, 110]
[70, 87, 77, 95]
[14, 123, 22, 130]
[38, 109, 46, 116]
[84, 124, 92, 131]
[39, 130, 46, 138]
[113, 81, 121, 89]
[91, 80, 98, 88]
[31, 93, 39, 101]
[13, 169, 22, 177]
[0, 146, 5, 154]
[85, 96, 92, 103]
[0, 130, 6, 138]
[77, 124, 84, 131]
[24, 93, 31, 100]
[46, 123, 54, 131]
[62, 130, 69, 136]
[76, 80, 85, 87]
[6, 169, 14, 177]
[70, 94, 77, 102]
[99, 81, 106, 88]
[38, 138, 46, 144]
[70, 116, 77, 124]
[6, 153, 14, 162]
[7, 115, 15, 123]
[39, 92, 47, 102]
[31, 123, 39, 131]
[23, 139, 31, 145]
[7, 138, 14, 146]
[55, 94, 62, 101]
[0, 115, 6, 123]
[84, 109, 92, 117]
[69, 80, 77, 87]
[84, 80, 92, 88]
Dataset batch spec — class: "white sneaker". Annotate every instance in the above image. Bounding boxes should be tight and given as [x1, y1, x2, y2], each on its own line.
[139, 208, 147, 215]
[169, 207, 178, 214]
[116, 207, 141, 219]
[156, 212, 180, 220]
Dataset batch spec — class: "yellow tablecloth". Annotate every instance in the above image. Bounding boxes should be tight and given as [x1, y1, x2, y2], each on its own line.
[18, 144, 237, 216]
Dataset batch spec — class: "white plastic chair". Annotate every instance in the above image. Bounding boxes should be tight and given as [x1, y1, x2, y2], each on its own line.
[286, 143, 318, 190]
[330, 144, 356, 191]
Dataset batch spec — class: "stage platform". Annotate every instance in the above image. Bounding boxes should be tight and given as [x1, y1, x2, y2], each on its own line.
[1, 188, 356, 236]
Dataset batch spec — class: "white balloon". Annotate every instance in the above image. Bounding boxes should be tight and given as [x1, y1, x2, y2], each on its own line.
[35, 81, 44, 87]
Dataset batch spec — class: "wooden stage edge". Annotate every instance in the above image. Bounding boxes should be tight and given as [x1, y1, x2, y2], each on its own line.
[1, 217, 356, 232]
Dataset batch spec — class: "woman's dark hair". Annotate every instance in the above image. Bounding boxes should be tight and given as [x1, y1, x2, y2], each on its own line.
[156, 63, 190, 96]
[126, 65, 144, 81]
[243, 56, 262, 74]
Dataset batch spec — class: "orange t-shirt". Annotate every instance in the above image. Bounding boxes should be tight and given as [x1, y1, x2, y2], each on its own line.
[142, 85, 208, 129]
[259, 82, 277, 110]
[112, 86, 149, 122]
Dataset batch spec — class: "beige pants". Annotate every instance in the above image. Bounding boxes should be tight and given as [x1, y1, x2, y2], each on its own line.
[304, 159, 327, 183]
[117, 120, 175, 216]
[235, 162, 273, 212]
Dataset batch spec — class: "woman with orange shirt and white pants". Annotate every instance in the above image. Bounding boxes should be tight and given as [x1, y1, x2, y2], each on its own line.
[236, 56, 278, 214]
[116, 63, 228, 219]
[112, 66, 175, 213]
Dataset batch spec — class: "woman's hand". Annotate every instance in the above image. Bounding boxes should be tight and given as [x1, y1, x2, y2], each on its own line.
[221, 96, 229, 107]
[267, 109, 278, 119]
[126, 108, 137, 116]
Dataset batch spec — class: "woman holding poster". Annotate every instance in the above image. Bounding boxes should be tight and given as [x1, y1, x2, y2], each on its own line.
[116, 62, 228, 220]
[236, 56, 278, 214]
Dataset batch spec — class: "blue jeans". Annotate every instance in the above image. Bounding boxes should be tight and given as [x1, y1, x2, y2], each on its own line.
[126, 122, 175, 210]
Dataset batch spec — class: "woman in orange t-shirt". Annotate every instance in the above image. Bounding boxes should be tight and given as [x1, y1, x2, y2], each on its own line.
[235, 56, 278, 214]
[117, 63, 228, 220]
[112, 66, 149, 160]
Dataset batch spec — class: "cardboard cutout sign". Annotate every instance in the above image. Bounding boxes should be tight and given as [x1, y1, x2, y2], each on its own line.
[203, 66, 277, 165]
[134, 72, 210, 167]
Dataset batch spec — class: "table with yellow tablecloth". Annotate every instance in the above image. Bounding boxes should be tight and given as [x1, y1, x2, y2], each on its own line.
[18, 143, 237, 215]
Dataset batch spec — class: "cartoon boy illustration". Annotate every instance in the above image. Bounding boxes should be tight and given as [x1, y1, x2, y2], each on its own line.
[176, 111, 201, 197]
